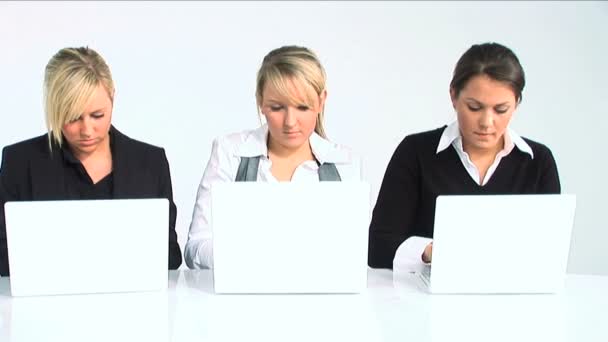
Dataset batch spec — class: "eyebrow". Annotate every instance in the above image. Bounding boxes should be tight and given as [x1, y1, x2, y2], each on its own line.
[263, 99, 282, 104]
[465, 98, 511, 107]
[263, 98, 310, 107]
[85, 107, 107, 114]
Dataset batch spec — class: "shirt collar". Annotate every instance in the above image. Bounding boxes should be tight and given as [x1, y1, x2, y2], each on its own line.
[234, 124, 352, 164]
[436, 120, 534, 158]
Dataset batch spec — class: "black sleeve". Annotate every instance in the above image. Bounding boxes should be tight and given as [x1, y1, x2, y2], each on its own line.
[368, 136, 421, 269]
[538, 146, 561, 194]
[158, 149, 183, 270]
[0, 147, 21, 276]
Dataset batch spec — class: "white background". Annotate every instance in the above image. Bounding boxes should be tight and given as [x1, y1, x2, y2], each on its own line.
[1, 1, 606, 275]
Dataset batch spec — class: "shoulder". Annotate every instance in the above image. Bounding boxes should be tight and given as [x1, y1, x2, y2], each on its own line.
[309, 131, 359, 166]
[1, 133, 52, 163]
[395, 126, 446, 155]
[110, 127, 172, 180]
[317, 138, 361, 181]
[403, 126, 445, 144]
[211, 126, 267, 158]
[327, 140, 359, 165]
[520, 136, 555, 162]
[112, 127, 166, 159]
[1, 134, 52, 190]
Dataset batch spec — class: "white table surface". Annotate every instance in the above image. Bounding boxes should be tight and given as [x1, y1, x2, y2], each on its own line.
[1, 269, 607, 342]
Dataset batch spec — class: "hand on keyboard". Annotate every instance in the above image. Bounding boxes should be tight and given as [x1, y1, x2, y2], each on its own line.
[422, 241, 433, 263]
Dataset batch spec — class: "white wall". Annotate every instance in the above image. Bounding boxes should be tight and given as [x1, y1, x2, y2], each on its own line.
[1, 1, 606, 275]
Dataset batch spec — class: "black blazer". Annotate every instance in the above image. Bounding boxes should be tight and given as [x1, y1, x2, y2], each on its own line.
[0, 126, 182, 276]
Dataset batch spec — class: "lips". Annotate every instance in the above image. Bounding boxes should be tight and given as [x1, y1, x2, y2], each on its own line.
[79, 139, 97, 146]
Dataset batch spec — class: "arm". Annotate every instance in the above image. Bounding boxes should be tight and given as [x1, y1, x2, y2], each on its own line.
[185, 138, 235, 269]
[538, 147, 561, 194]
[0, 147, 21, 276]
[368, 137, 425, 269]
[158, 148, 183, 270]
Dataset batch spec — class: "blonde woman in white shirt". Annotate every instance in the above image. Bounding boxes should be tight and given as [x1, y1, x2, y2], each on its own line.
[185, 46, 361, 269]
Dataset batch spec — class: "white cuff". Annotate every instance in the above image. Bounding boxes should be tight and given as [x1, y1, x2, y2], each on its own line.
[393, 236, 433, 274]
[186, 239, 214, 269]
[200, 240, 214, 269]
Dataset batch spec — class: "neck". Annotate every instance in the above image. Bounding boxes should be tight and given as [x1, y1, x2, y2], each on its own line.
[267, 136, 314, 162]
[463, 135, 505, 161]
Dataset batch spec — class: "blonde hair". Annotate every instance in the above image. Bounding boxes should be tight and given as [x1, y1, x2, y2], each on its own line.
[255, 46, 328, 138]
[44, 47, 114, 148]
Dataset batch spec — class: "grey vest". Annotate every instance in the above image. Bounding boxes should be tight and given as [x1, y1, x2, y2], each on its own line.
[235, 156, 341, 181]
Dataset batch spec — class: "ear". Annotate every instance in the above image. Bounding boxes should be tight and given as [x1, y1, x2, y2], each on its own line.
[257, 97, 266, 117]
[258, 108, 267, 119]
[449, 88, 458, 109]
[319, 89, 328, 110]
[108, 89, 115, 118]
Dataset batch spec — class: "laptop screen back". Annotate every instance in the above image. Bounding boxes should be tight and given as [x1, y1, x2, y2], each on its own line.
[4, 199, 169, 296]
[430, 194, 576, 294]
[211, 182, 370, 294]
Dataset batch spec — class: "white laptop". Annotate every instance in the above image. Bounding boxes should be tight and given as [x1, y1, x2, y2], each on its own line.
[4, 198, 169, 296]
[211, 182, 370, 294]
[417, 194, 576, 294]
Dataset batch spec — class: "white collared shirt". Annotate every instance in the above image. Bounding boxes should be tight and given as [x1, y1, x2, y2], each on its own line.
[185, 124, 361, 269]
[393, 121, 534, 273]
[436, 120, 534, 186]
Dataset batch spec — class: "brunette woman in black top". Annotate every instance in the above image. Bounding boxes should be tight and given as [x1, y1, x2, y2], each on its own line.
[368, 42, 560, 271]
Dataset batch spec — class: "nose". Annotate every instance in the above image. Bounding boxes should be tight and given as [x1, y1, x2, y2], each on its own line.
[80, 117, 93, 138]
[284, 107, 297, 128]
[479, 110, 494, 129]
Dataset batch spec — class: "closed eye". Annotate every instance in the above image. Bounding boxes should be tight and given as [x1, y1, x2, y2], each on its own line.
[495, 106, 509, 114]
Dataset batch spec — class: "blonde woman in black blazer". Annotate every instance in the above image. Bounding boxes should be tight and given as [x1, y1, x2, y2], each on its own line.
[0, 47, 182, 276]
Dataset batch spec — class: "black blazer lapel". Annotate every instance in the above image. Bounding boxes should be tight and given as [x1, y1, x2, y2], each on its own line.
[29, 152, 67, 200]
[110, 126, 150, 199]
[111, 127, 132, 198]
[110, 126, 163, 199]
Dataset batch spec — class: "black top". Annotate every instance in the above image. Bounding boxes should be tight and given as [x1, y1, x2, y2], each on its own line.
[368, 126, 561, 269]
[0, 126, 182, 276]
[60, 138, 114, 199]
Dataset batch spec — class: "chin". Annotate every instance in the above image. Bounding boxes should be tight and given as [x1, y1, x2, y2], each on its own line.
[474, 141, 499, 151]
[280, 139, 306, 150]
[77, 145, 98, 153]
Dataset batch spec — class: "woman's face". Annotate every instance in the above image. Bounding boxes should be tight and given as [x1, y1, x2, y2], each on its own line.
[61, 84, 113, 158]
[260, 79, 326, 153]
[451, 74, 518, 156]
